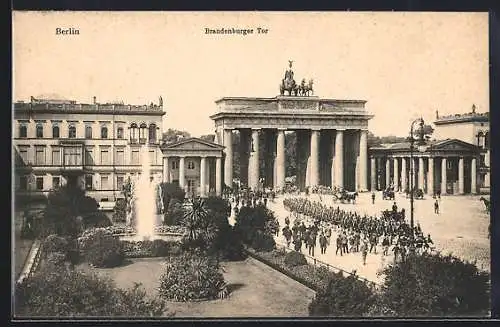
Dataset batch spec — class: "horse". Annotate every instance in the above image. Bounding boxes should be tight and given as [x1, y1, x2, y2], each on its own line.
[382, 188, 395, 200]
[480, 197, 490, 212]
[280, 78, 299, 96]
[343, 191, 358, 204]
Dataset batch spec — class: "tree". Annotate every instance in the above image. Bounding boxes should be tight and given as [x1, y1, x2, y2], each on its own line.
[162, 129, 191, 144]
[159, 182, 185, 216]
[199, 134, 215, 142]
[181, 198, 218, 252]
[41, 185, 110, 238]
[378, 253, 490, 316]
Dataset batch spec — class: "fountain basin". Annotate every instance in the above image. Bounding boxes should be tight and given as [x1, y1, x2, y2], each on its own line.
[118, 232, 184, 242]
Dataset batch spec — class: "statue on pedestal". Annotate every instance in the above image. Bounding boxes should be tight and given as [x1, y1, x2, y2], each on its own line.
[280, 60, 299, 96]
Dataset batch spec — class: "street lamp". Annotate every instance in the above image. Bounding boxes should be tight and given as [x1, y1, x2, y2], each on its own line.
[408, 117, 427, 242]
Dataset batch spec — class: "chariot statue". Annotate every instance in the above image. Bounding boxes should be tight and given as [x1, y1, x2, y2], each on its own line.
[280, 60, 299, 96]
[299, 78, 314, 96]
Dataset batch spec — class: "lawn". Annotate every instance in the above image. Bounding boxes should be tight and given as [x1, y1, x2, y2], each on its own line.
[80, 256, 316, 317]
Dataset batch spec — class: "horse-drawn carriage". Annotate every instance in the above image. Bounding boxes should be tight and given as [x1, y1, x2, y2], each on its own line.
[405, 188, 424, 199]
[382, 187, 395, 200]
[332, 189, 358, 204]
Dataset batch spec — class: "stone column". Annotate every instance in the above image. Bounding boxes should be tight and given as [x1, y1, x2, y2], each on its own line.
[223, 129, 233, 188]
[162, 156, 169, 183]
[370, 156, 376, 191]
[441, 157, 447, 195]
[359, 130, 368, 191]
[331, 132, 336, 187]
[249, 129, 260, 190]
[393, 157, 399, 191]
[334, 130, 344, 188]
[310, 129, 320, 187]
[179, 156, 186, 190]
[418, 156, 425, 191]
[200, 156, 207, 197]
[413, 158, 418, 189]
[458, 156, 464, 194]
[276, 129, 286, 190]
[428, 157, 434, 195]
[471, 157, 477, 194]
[215, 157, 222, 196]
[401, 157, 407, 192]
[385, 158, 391, 188]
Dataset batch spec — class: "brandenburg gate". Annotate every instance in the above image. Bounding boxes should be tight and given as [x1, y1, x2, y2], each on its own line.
[210, 62, 373, 192]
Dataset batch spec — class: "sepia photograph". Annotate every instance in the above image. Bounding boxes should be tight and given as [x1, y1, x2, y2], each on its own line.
[12, 11, 491, 318]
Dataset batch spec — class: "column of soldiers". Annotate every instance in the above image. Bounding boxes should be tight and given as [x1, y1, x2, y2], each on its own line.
[281, 197, 435, 265]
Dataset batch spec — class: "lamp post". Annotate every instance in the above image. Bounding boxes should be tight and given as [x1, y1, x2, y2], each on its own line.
[408, 118, 426, 241]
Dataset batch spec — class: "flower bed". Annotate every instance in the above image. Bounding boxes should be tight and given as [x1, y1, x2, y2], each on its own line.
[246, 248, 370, 293]
[101, 225, 187, 236]
[121, 239, 181, 258]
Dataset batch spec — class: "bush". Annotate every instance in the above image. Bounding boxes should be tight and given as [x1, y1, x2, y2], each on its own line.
[284, 251, 307, 267]
[158, 253, 226, 302]
[378, 253, 490, 317]
[163, 199, 184, 225]
[151, 239, 172, 257]
[15, 263, 167, 317]
[43, 234, 70, 255]
[46, 252, 67, 266]
[234, 204, 278, 248]
[78, 228, 124, 268]
[112, 199, 127, 223]
[250, 230, 276, 252]
[309, 274, 376, 317]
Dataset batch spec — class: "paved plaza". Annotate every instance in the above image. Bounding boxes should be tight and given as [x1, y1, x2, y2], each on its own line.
[262, 192, 490, 285]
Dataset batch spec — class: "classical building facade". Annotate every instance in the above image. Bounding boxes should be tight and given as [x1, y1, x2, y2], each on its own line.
[13, 95, 165, 205]
[368, 105, 489, 195]
[160, 137, 224, 197]
[211, 97, 373, 191]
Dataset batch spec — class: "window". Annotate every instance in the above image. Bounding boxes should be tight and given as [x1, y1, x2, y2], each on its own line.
[139, 123, 147, 143]
[149, 151, 155, 165]
[52, 176, 60, 189]
[131, 150, 140, 165]
[68, 125, 76, 138]
[187, 160, 195, 170]
[36, 123, 44, 138]
[36, 177, 44, 190]
[85, 175, 93, 190]
[484, 132, 489, 149]
[149, 124, 157, 143]
[19, 176, 28, 190]
[52, 125, 60, 138]
[101, 126, 108, 139]
[101, 175, 109, 190]
[116, 175, 124, 190]
[172, 160, 179, 170]
[35, 146, 45, 165]
[480, 155, 486, 166]
[52, 148, 61, 165]
[85, 125, 93, 139]
[19, 125, 27, 138]
[117, 127, 124, 139]
[116, 149, 125, 165]
[85, 148, 94, 165]
[64, 147, 82, 166]
[447, 161, 452, 170]
[130, 123, 138, 142]
[19, 147, 29, 163]
[100, 148, 110, 165]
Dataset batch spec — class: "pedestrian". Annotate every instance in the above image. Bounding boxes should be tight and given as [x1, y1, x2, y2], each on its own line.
[360, 241, 368, 265]
[382, 236, 390, 256]
[371, 192, 376, 204]
[392, 202, 398, 213]
[319, 233, 328, 254]
[342, 232, 349, 254]
[335, 235, 343, 256]
[285, 216, 290, 226]
[434, 200, 439, 214]
[294, 235, 302, 252]
[308, 233, 316, 256]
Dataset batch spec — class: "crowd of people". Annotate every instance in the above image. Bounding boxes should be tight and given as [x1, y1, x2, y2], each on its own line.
[281, 197, 435, 264]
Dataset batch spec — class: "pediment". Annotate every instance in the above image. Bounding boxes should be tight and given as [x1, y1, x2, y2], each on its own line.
[162, 138, 224, 151]
[432, 139, 479, 152]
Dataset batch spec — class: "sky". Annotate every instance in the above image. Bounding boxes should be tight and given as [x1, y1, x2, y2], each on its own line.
[12, 11, 489, 137]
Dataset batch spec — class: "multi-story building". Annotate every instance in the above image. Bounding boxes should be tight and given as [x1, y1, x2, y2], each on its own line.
[13, 95, 166, 207]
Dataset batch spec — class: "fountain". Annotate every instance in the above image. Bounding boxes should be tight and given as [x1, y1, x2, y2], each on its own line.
[120, 146, 177, 242]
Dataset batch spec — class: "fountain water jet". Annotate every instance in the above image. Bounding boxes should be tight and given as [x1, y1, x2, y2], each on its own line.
[134, 145, 157, 240]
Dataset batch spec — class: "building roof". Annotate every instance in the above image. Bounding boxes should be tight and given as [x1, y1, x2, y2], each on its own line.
[435, 111, 489, 125]
[369, 138, 482, 155]
[160, 137, 224, 152]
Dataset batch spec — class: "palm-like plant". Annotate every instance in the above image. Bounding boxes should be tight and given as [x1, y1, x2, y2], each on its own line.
[181, 197, 218, 251]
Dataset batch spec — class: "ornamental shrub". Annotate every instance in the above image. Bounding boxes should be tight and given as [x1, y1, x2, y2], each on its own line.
[158, 252, 226, 302]
[308, 274, 375, 317]
[250, 230, 276, 252]
[78, 228, 124, 268]
[14, 263, 167, 317]
[284, 251, 307, 267]
[43, 234, 70, 256]
[378, 253, 490, 317]
[150, 239, 171, 257]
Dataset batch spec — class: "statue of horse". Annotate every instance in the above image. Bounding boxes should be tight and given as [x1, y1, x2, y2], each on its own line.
[280, 76, 298, 96]
[480, 197, 490, 212]
[299, 79, 314, 96]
